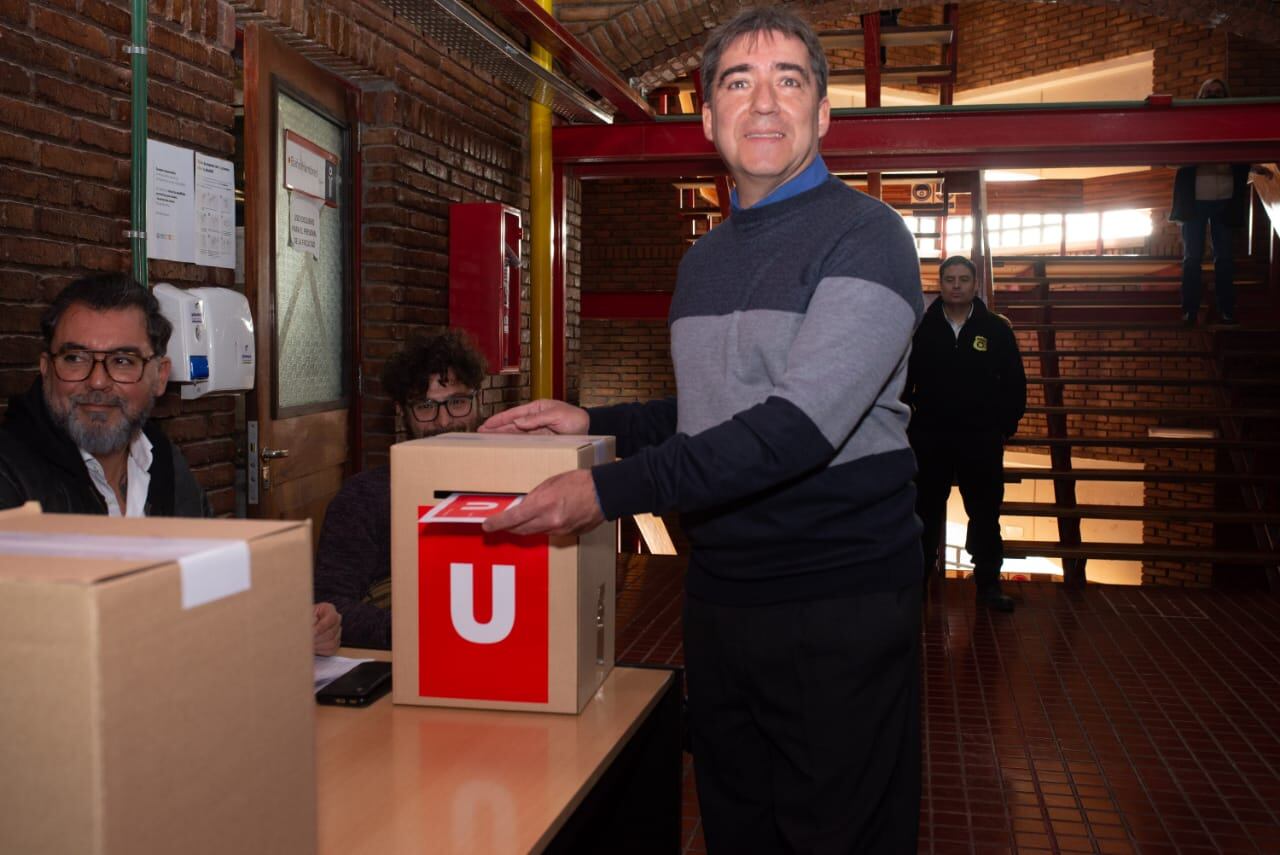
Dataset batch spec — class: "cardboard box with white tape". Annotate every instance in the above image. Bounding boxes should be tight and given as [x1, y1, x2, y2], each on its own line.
[0, 504, 316, 855]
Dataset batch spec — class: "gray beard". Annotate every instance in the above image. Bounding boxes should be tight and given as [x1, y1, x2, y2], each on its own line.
[45, 388, 153, 457]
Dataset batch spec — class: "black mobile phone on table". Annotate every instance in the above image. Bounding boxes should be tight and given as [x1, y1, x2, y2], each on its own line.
[316, 661, 392, 706]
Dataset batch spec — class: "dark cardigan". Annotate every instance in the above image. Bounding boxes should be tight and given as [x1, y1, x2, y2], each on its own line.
[1169, 164, 1250, 226]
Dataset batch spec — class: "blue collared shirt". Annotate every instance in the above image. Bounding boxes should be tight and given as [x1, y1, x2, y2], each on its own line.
[730, 155, 830, 211]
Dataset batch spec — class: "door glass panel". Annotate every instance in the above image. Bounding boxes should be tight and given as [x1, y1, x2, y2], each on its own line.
[274, 91, 346, 412]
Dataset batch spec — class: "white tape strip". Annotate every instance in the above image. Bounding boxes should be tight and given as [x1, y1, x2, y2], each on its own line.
[0, 532, 253, 609]
[178, 541, 252, 609]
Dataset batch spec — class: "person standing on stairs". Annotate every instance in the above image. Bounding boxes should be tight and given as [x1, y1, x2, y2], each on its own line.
[1171, 77, 1253, 327]
[906, 255, 1026, 611]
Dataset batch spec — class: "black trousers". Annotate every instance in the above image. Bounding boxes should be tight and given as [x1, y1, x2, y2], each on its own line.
[683, 583, 921, 854]
[911, 428, 1005, 589]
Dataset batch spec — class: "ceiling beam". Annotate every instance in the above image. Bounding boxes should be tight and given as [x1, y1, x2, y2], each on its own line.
[555, 100, 1280, 177]
[483, 0, 654, 122]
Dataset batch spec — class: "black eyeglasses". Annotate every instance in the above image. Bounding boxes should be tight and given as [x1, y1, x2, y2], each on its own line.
[48, 349, 157, 384]
[408, 394, 475, 422]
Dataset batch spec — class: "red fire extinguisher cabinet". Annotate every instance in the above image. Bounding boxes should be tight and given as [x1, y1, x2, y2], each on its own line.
[448, 203, 521, 374]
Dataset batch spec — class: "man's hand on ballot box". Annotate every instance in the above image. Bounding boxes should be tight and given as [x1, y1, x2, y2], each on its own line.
[479, 400, 603, 536]
[481, 468, 604, 537]
[478, 399, 589, 436]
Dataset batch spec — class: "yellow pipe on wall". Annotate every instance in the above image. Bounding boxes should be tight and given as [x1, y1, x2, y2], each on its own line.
[529, 1, 554, 400]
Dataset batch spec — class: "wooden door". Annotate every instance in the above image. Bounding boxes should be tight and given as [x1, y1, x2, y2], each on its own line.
[243, 24, 355, 530]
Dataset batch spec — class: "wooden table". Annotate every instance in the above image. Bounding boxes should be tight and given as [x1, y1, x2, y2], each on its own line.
[316, 655, 680, 854]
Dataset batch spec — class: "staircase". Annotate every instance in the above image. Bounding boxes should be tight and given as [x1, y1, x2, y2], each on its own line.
[989, 255, 1280, 589]
[821, 4, 960, 106]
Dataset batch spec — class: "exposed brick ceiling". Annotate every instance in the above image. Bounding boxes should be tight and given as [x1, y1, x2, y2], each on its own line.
[552, 0, 1280, 90]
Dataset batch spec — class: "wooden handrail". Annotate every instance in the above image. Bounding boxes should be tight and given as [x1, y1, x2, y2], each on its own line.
[1005, 467, 1280, 484]
[1013, 321, 1201, 331]
[1003, 292, 1183, 302]
[996, 275, 1182, 285]
[1007, 436, 1280, 450]
[1025, 405, 1280, 417]
[1019, 349, 1213, 358]
[1027, 377, 1274, 387]
[994, 273, 1266, 286]
[1001, 502, 1280, 524]
[1004, 540, 1280, 565]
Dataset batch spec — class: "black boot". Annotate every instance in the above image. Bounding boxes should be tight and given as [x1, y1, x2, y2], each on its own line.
[976, 584, 1015, 612]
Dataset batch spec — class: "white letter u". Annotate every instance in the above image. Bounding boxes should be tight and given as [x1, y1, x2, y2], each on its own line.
[450, 563, 516, 644]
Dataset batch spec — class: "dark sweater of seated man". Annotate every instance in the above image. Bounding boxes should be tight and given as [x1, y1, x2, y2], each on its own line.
[313, 331, 485, 649]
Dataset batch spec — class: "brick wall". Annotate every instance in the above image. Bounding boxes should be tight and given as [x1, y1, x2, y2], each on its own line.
[1143, 452, 1214, 587]
[817, 1, 1229, 101]
[0, 0, 240, 512]
[577, 178, 684, 408]
[350, 63, 530, 466]
[2, 0, 534, 508]
[1011, 324, 1219, 586]
[956, 1, 1226, 97]
[581, 178, 687, 293]
[578, 319, 674, 407]
[1227, 33, 1280, 97]
[821, 5, 946, 88]
[565, 175, 584, 403]
[569, 0, 1280, 94]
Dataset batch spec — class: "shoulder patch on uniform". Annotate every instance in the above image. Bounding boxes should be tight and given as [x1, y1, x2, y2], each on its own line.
[973, 335, 988, 352]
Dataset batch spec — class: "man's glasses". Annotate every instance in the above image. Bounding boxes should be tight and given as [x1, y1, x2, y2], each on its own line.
[48, 349, 156, 384]
[408, 394, 475, 422]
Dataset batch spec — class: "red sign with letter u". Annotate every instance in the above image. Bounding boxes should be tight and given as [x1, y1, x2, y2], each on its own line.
[418, 512, 549, 703]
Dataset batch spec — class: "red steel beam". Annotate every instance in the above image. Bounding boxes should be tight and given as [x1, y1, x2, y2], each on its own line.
[484, 0, 654, 123]
[557, 100, 1280, 176]
[939, 3, 958, 106]
[581, 291, 673, 319]
[862, 12, 881, 109]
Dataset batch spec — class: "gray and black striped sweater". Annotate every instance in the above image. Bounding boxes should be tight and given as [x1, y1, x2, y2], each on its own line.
[590, 176, 925, 605]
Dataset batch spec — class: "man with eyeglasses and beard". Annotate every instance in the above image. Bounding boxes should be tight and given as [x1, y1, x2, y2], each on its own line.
[0, 273, 350, 656]
[312, 331, 486, 649]
[0, 273, 208, 519]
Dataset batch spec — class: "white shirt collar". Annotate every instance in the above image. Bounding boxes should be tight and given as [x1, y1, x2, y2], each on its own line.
[946, 303, 975, 338]
[80, 431, 154, 517]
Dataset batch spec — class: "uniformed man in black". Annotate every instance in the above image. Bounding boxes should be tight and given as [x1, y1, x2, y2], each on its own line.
[906, 255, 1026, 610]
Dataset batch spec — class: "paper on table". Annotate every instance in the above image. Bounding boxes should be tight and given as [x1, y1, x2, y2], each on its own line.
[314, 655, 371, 692]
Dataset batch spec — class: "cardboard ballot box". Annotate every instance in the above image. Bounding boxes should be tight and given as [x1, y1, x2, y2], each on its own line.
[391, 433, 617, 713]
[0, 504, 316, 855]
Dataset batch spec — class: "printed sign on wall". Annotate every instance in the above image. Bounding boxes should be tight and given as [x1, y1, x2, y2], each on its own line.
[283, 130, 340, 259]
[146, 140, 196, 263]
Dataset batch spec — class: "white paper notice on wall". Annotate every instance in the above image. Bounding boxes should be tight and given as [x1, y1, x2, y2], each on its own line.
[194, 152, 236, 269]
[289, 192, 322, 259]
[146, 139, 197, 264]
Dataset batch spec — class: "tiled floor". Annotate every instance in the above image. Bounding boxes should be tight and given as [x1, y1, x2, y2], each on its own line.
[614, 555, 1280, 854]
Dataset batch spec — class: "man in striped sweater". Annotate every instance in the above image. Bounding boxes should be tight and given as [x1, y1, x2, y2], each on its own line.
[481, 8, 924, 852]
